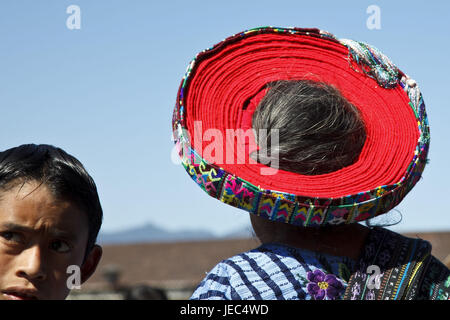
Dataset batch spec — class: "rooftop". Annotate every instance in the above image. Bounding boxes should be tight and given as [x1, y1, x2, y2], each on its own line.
[73, 231, 450, 299]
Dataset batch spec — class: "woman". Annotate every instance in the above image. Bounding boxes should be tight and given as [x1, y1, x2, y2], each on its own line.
[172, 27, 449, 300]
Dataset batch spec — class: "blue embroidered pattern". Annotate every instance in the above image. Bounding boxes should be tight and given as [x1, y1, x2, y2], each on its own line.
[190, 243, 356, 300]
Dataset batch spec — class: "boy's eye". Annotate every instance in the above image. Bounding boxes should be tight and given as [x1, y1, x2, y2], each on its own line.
[50, 240, 71, 253]
[0, 231, 23, 243]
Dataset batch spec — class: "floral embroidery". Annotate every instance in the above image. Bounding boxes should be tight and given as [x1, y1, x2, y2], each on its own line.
[338, 263, 351, 282]
[305, 269, 344, 300]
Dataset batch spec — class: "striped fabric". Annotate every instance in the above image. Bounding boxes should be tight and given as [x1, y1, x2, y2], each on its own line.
[190, 243, 357, 300]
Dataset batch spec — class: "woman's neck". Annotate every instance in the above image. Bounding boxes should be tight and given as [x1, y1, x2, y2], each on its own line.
[250, 214, 371, 261]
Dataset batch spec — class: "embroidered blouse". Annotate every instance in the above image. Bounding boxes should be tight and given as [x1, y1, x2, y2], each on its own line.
[190, 242, 357, 300]
[191, 227, 450, 300]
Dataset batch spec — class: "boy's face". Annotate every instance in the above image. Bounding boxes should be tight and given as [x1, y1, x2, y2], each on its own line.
[0, 180, 101, 300]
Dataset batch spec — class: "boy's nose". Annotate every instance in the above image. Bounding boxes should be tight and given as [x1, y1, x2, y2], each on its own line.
[16, 245, 47, 282]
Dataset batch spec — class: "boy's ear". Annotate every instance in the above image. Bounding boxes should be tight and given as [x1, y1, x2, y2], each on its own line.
[80, 244, 102, 284]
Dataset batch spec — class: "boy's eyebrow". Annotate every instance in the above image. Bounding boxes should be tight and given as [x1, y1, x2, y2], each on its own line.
[49, 229, 79, 242]
[0, 222, 79, 241]
[0, 222, 33, 233]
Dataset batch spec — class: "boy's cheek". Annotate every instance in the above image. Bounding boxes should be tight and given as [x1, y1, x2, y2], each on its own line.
[0, 257, 14, 284]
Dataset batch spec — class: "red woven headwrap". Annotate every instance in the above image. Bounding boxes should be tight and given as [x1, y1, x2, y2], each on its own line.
[173, 27, 429, 227]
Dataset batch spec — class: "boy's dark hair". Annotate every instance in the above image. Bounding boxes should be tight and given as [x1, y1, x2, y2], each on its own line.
[0, 144, 103, 254]
[252, 80, 366, 175]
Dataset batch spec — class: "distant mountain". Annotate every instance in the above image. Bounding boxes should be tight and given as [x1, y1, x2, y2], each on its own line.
[97, 223, 254, 245]
[221, 226, 255, 239]
[98, 223, 215, 244]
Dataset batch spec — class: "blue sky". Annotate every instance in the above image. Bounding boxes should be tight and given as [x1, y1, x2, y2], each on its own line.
[0, 0, 449, 236]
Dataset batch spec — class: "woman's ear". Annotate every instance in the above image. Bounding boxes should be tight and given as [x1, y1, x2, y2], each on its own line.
[80, 245, 103, 284]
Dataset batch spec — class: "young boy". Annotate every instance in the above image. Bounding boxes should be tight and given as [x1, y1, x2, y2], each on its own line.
[0, 144, 103, 300]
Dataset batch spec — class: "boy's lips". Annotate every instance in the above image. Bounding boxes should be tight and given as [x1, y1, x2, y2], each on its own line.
[1, 288, 39, 300]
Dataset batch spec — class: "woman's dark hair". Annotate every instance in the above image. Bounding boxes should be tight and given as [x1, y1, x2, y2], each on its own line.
[251, 80, 366, 175]
[0, 144, 103, 254]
